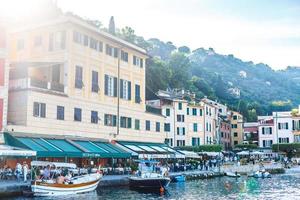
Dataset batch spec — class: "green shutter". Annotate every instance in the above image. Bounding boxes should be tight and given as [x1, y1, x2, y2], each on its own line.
[113, 77, 117, 97]
[113, 115, 117, 126]
[104, 75, 108, 95]
[120, 79, 123, 98]
[128, 81, 131, 100]
[128, 118, 132, 128]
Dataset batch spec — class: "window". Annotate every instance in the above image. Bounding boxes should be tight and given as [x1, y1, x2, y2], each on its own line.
[17, 39, 24, 50]
[234, 141, 238, 145]
[193, 123, 198, 132]
[192, 138, 200, 146]
[176, 140, 185, 147]
[186, 108, 189, 115]
[121, 50, 128, 62]
[279, 137, 289, 144]
[234, 132, 238, 137]
[133, 56, 143, 68]
[177, 115, 185, 122]
[263, 140, 273, 147]
[233, 115, 237, 120]
[199, 109, 203, 116]
[177, 127, 185, 135]
[178, 102, 182, 110]
[262, 127, 272, 135]
[156, 122, 160, 132]
[278, 122, 289, 130]
[209, 123, 211, 132]
[92, 71, 99, 92]
[104, 114, 117, 126]
[89, 37, 97, 50]
[231, 124, 237, 129]
[75, 66, 83, 89]
[166, 108, 170, 117]
[57, 106, 64, 120]
[135, 119, 140, 130]
[105, 75, 117, 97]
[165, 138, 173, 147]
[164, 123, 171, 132]
[106, 44, 118, 57]
[73, 31, 83, 44]
[120, 116, 132, 128]
[120, 79, 131, 100]
[97, 41, 103, 52]
[135, 84, 141, 103]
[33, 102, 46, 118]
[146, 120, 151, 131]
[221, 132, 224, 138]
[34, 35, 42, 46]
[49, 31, 66, 51]
[192, 108, 197, 116]
[91, 111, 98, 124]
[74, 108, 82, 122]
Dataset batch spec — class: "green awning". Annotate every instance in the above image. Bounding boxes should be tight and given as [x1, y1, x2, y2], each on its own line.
[73, 140, 131, 158]
[4, 133, 131, 158]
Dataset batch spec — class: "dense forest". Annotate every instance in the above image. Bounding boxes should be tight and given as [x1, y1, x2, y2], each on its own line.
[85, 16, 300, 122]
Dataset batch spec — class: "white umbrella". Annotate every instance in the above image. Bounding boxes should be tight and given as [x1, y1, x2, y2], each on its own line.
[236, 151, 250, 155]
[251, 151, 264, 155]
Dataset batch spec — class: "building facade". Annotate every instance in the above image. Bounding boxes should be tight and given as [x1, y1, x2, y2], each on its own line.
[230, 111, 243, 146]
[258, 116, 274, 148]
[243, 122, 258, 145]
[0, 22, 9, 143]
[220, 120, 231, 150]
[6, 13, 165, 143]
[292, 106, 300, 142]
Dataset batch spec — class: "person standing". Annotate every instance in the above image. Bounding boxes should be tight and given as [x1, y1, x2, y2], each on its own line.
[15, 163, 22, 181]
[23, 162, 28, 182]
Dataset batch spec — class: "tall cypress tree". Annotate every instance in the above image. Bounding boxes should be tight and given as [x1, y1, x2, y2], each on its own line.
[109, 16, 115, 35]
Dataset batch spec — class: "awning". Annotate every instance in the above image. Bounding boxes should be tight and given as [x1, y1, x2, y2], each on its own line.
[0, 145, 36, 157]
[116, 141, 180, 159]
[4, 132, 131, 158]
[178, 150, 200, 159]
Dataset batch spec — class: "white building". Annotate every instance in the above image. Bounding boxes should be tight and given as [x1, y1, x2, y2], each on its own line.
[273, 111, 294, 144]
[258, 116, 274, 148]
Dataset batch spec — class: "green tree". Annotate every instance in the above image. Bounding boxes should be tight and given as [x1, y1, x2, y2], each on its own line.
[178, 46, 190, 54]
[168, 52, 191, 89]
[109, 16, 116, 35]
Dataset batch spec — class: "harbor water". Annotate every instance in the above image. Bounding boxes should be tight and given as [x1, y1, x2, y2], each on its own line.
[12, 172, 300, 200]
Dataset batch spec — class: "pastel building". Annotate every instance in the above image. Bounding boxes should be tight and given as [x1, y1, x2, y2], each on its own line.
[258, 116, 274, 148]
[292, 106, 300, 142]
[0, 23, 9, 143]
[230, 111, 243, 146]
[220, 120, 231, 150]
[6, 11, 166, 147]
[273, 111, 294, 144]
[243, 122, 258, 145]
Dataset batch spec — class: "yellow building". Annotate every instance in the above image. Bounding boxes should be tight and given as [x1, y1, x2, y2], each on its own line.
[6, 13, 165, 144]
[230, 111, 243, 146]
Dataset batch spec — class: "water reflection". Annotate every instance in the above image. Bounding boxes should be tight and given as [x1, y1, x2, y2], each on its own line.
[12, 174, 300, 200]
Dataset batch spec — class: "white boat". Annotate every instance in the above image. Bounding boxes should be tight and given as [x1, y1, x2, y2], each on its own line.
[253, 170, 271, 178]
[226, 172, 241, 177]
[30, 161, 102, 196]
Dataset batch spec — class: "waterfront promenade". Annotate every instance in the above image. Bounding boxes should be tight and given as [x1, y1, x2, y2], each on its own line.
[0, 163, 285, 197]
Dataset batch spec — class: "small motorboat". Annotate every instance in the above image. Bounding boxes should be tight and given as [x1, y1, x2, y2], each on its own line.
[30, 161, 102, 196]
[226, 172, 241, 178]
[253, 170, 271, 178]
[129, 160, 171, 191]
[173, 175, 186, 182]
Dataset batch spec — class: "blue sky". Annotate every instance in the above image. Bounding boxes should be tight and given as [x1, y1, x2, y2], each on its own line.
[2, 0, 300, 69]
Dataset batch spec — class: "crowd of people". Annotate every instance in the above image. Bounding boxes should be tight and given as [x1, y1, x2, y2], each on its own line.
[0, 162, 29, 182]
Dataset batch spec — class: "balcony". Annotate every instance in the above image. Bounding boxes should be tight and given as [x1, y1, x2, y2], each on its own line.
[9, 62, 66, 94]
[10, 77, 66, 94]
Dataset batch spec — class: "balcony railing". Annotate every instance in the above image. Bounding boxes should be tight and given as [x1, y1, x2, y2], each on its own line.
[9, 77, 66, 94]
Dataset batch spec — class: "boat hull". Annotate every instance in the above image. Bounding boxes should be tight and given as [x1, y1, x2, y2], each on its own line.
[129, 177, 171, 190]
[31, 174, 101, 196]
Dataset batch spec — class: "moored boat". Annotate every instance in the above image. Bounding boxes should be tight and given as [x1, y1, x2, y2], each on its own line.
[226, 172, 241, 178]
[30, 161, 102, 196]
[128, 160, 171, 191]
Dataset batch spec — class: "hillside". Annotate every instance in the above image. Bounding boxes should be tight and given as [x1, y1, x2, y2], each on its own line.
[83, 19, 300, 121]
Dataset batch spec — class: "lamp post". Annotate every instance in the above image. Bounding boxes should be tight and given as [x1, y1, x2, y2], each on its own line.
[275, 112, 279, 153]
